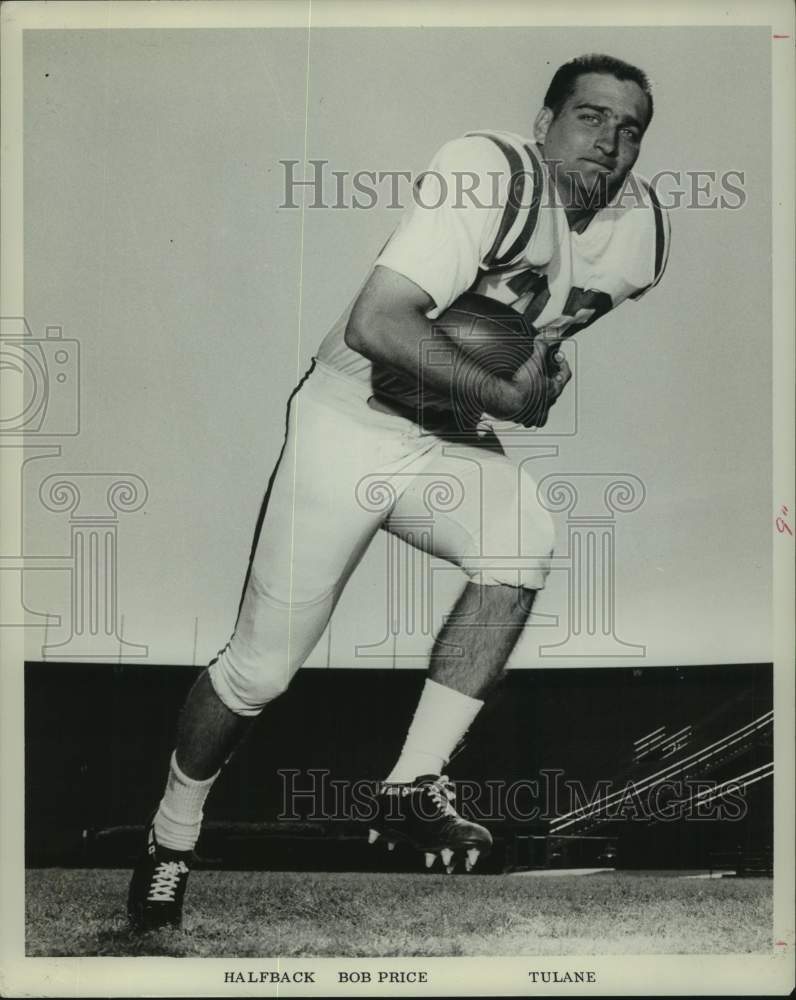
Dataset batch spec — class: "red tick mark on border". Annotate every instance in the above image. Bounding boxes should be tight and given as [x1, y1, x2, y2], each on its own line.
[772, 34, 790, 38]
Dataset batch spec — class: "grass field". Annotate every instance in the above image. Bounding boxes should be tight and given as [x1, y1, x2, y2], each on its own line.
[25, 868, 772, 958]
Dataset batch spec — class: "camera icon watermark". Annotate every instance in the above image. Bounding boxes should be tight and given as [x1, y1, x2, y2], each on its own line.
[0, 316, 80, 435]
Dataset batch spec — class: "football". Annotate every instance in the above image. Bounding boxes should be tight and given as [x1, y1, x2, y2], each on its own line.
[369, 291, 560, 428]
[434, 291, 538, 379]
[427, 291, 562, 428]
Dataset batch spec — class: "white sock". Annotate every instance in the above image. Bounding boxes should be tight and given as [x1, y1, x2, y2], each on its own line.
[153, 752, 219, 852]
[385, 679, 484, 783]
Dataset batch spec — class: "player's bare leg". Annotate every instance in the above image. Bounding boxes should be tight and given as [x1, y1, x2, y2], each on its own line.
[372, 580, 534, 872]
[174, 670, 253, 779]
[153, 668, 256, 847]
[428, 580, 533, 698]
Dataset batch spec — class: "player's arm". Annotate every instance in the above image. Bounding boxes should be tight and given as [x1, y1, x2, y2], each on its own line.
[345, 265, 546, 421]
[344, 135, 570, 423]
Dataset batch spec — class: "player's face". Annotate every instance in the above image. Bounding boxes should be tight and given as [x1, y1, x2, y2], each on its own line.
[535, 72, 649, 209]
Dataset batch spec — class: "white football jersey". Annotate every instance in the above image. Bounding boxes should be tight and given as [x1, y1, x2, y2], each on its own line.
[316, 130, 670, 403]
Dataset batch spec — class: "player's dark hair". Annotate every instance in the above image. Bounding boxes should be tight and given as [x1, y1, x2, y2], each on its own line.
[545, 54, 654, 128]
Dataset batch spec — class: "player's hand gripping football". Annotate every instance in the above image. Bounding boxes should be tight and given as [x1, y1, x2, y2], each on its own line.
[509, 337, 572, 428]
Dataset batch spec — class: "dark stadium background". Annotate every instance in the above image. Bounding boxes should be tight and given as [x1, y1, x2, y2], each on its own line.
[24, 662, 772, 875]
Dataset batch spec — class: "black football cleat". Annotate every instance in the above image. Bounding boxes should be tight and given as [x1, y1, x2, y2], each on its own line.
[127, 823, 192, 931]
[368, 774, 492, 873]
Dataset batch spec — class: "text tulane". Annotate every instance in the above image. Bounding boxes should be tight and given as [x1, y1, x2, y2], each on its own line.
[528, 970, 597, 983]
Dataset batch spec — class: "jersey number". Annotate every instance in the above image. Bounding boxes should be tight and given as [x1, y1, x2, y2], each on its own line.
[507, 269, 613, 332]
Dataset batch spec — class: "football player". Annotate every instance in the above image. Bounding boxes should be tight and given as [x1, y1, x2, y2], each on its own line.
[128, 53, 670, 930]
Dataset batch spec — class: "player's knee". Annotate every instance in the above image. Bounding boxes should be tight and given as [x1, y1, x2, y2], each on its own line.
[516, 501, 555, 589]
[474, 468, 555, 590]
[207, 568, 335, 716]
[208, 643, 293, 718]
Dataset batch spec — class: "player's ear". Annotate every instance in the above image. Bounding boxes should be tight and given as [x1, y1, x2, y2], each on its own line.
[534, 107, 554, 143]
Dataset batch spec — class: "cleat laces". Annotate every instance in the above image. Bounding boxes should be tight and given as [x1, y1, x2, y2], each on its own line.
[147, 860, 189, 902]
[426, 775, 457, 816]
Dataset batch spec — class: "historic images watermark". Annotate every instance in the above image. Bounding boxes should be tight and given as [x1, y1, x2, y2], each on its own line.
[276, 768, 751, 825]
[278, 160, 747, 211]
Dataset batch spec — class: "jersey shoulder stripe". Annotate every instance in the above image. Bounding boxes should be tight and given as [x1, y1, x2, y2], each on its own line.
[465, 130, 544, 270]
[634, 175, 671, 295]
[500, 141, 544, 266]
[465, 131, 525, 267]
